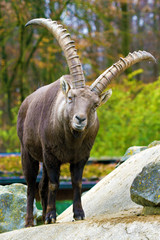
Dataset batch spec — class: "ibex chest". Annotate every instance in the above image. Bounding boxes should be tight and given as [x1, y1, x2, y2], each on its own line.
[46, 137, 90, 164]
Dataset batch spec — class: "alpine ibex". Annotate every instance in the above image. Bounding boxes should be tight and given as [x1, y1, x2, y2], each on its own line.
[17, 18, 156, 227]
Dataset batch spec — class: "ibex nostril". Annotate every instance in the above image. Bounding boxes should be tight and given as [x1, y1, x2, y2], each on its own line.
[75, 115, 86, 123]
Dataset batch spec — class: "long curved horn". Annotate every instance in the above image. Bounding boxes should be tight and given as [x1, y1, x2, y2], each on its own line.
[25, 18, 85, 89]
[90, 50, 156, 95]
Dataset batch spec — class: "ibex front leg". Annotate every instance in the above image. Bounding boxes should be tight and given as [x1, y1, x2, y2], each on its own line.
[70, 159, 87, 220]
[43, 154, 60, 224]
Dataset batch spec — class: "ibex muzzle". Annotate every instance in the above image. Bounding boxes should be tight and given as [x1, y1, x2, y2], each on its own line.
[73, 114, 87, 131]
[17, 18, 156, 227]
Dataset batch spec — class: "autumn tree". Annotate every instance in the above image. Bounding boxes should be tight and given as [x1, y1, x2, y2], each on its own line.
[0, 0, 159, 152]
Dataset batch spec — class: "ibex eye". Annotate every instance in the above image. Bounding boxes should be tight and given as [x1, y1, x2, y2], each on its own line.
[94, 103, 99, 109]
[68, 96, 72, 102]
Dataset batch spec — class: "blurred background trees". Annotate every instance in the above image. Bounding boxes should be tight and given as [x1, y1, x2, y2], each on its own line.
[0, 0, 159, 155]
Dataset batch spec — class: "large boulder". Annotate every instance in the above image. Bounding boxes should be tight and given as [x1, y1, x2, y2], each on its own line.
[117, 140, 160, 166]
[117, 146, 147, 166]
[0, 183, 37, 233]
[148, 140, 160, 148]
[58, 145, 160, 222]
[130, 162, 160, 207]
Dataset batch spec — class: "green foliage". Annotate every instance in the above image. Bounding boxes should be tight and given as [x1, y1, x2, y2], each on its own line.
[91, 73, 160, 157]
[0, 156, 21, 173]
[0, 155, 114, 179]
[0, 107, 20, 152]
[60, 163, 115, 179]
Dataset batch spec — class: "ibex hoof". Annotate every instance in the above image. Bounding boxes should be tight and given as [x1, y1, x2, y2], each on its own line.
[74, 216, 85, 221]
[25, 217, 34, 227]
[45, 217, 56, 224]
[45, 211, 56, 224]
[51, 217, 56, 223]
[73, 208, 85, 221]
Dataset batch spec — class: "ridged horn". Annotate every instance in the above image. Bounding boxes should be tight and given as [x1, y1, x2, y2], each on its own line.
[90, 50, 156, 95]
[25, 18, 85, 89]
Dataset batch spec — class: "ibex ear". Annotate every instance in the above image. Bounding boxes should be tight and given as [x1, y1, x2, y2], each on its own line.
[60, 76, 71, 96]
[99, 89, 112, 106]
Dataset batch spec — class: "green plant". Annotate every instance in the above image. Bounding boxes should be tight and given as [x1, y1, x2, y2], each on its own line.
[91, 73, 160, 157]
[0, 156, 22, 172]
[0, 107, 20, 152]
[0, 156, 115, 179]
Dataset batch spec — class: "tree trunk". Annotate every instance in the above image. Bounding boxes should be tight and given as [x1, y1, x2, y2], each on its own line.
[121, 2, 130, 57]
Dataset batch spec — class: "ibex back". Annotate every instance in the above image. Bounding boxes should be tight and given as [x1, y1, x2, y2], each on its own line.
[17, 18, 156, 227]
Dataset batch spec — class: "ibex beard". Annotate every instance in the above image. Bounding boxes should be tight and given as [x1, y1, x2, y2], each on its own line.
[17, 18, 156, 227]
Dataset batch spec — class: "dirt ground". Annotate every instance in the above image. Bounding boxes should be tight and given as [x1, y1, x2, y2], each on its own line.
[90, 208, 160, 225]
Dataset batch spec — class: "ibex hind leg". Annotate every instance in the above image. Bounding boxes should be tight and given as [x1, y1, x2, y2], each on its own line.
[43, 153, 61, 224]
[39, 164, 49, 222]
[21, 148, 39, 227]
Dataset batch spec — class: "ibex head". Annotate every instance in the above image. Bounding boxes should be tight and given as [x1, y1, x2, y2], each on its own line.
[26, 19, 156, 134]
[59, 77, 112, 133]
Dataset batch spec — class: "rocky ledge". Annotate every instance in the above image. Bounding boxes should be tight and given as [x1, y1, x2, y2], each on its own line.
[0, 210, 160, 240]
[0, 144, 160, 239]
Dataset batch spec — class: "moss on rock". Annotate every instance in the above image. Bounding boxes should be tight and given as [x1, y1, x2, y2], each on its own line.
[0, 183, 37, 233]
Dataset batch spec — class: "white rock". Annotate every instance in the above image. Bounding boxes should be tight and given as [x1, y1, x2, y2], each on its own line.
[58, 145, 160, 222]
[0, 214, 160, 240]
